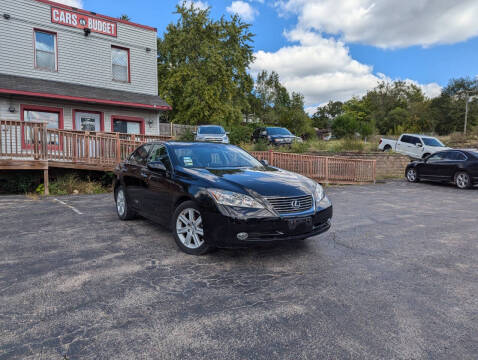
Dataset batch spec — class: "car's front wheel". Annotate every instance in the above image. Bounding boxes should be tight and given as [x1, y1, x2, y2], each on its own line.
[115, 185, 137, 220]
[455, 171, 472, 189]
[172, 201, 212, 255]
[406, 168, 419, 183]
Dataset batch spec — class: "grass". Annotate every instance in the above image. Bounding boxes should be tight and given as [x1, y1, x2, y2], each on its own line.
[36, 174, 112, 196]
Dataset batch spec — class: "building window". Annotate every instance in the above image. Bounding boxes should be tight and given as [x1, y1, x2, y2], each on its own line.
[21, 105, 63, 147]
[34, 30, 57, 71]
[111, 46, 130, 82]
[73, 110, 104, 132]
[112, 116, 144, 134]
[23, 108, 61, 129]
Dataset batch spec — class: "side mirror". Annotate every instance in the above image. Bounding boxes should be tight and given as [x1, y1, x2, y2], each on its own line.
[416, 143, 423, 147]
[260, 159, 269, 166]
[147, 161, 166, 172]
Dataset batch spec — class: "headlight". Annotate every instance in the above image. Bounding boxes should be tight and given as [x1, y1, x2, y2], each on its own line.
[208, 189, 264, 209]
[313, 183, 324, 203]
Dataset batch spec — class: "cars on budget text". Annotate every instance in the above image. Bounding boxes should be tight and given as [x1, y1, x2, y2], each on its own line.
[405, 149, 478, 189]
[194, 125, 230, 144]
[114, 142, 333, 255]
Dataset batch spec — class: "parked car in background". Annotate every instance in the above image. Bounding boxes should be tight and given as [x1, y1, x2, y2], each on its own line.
[379, 134, 449, 159]
[114, 142, 332, 255]
[252, 127, 303, 145]
[195, 125, 230, 144]
[405, 149, 478, 189]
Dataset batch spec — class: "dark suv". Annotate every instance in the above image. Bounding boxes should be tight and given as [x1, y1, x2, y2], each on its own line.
[251, 127, 302, 146]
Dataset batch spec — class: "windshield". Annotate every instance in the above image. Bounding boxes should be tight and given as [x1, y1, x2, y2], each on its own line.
[198, 126, 225, 135]
[422, 137, 445, 147]
[267, 127, 292, 136]
[169, 143, 263, 169]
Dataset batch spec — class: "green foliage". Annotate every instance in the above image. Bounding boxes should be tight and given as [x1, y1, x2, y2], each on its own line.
[331, 113, 359, 138]
[252, 139, 269, 151]
[312, 101, 344, 129]
[178, 129, 195, 142]
[286, 141, 309, 154]
[49, 174, 109, 195]
[157, 3, 254, 127]
[0, 171, 41, 194]
[228, 124, 254, 144]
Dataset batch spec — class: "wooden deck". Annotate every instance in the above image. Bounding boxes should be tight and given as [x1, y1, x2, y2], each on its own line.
[1, 120, 377, 194]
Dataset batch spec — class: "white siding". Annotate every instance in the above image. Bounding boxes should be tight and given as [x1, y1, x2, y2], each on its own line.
[0, 97, 161, 136]
[0, 0, 158, 95]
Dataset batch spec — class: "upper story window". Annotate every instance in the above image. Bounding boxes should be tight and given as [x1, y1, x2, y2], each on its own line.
[111, 46, 130, 82]
[34, 30, 57, 71]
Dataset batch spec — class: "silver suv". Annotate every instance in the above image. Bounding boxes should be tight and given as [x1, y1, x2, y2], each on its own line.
[195, 125, 230, 144]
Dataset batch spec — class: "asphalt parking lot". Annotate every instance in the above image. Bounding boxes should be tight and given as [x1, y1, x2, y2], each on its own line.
[1, 181, 477, 359]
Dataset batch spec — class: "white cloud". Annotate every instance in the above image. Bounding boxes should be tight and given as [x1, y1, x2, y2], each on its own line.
[276, 0, 478, 48]
[55, 0, 83, 7]
[405, 80, 443, 99]
[181, 0, 209, 11]
[227, 1, 258, 22]
[251, 29, 441, 109]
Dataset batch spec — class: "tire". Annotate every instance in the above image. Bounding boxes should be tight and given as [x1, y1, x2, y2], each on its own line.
[172, 201, 212, 255]
[115, 185, 137, 220]
[406, 167, 419, 183]
[455, 171, 472, 189]
[383, 145, 392, 152]
[422, 153, 431, 159]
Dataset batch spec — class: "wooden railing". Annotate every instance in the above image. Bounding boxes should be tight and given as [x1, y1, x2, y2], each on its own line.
[251, 151, 376, 183]
[159, 123, 197, 137]
[0, 120, 172, 170]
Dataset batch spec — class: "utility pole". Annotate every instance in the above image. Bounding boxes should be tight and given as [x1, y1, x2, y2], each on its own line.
[465, 94, 469, 136]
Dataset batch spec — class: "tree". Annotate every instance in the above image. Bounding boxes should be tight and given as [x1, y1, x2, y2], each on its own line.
[157, 3, 254, 126]
[331, 113, 359, 138]
[119, 14, 131, 21]
[312, 101, 343, 129]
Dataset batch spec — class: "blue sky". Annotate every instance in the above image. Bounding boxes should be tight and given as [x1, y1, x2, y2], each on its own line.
[68, 0, 478, 111]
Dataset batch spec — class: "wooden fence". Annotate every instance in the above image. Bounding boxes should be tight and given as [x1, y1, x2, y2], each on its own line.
[159, 123, 197, 137]
[0, 120, 171, 170]
[250, 151, 376, 183]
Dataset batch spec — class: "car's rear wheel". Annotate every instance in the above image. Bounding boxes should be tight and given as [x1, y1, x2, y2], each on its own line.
[115, 186, 137, 220]
[383, 145, 392, 152]
[172, 201, 212, 255]
[455, 171, 471, 189]
[406, 168, 419, 183]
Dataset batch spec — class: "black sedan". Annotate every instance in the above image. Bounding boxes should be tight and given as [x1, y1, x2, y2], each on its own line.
[405, 149, 478, 189]
[114, 142, 333, 255]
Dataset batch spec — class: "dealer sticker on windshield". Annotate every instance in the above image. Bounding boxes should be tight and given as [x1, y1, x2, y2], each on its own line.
[183, 157, 193, 166]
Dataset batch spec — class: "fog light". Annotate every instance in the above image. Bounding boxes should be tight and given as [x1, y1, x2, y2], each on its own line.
[237, 232, 248, 240]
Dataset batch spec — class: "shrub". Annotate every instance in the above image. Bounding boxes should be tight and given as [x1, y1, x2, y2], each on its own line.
[178, 129, 195, 142]
[252, 139, 269, 151]
[228, 125, 254, 145]
[48, 174, 110, 195]
[286, 141, 310, 153]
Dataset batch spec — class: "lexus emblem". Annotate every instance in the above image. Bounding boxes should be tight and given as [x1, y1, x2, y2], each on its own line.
[291, 200, 301, 209]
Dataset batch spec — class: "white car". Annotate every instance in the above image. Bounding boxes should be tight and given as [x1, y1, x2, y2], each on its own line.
[378, 134, 450, 159]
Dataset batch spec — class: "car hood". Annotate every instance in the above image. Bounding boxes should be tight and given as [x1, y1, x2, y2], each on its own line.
[178, 166, 315, 197]
[196, 134, 227, 138]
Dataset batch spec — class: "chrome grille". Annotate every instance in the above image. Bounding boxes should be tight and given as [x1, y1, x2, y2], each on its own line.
[204, 137, 223, 143]
[266, 194, 313, 214]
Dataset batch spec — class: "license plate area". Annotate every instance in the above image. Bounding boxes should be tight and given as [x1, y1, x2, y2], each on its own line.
[287, 216, 312, 233]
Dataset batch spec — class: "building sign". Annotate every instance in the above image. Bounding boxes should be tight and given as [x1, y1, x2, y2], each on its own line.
[51, 7, 117, 37]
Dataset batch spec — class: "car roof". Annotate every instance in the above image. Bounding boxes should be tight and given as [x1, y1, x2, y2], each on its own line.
[198, 125, 224, 128]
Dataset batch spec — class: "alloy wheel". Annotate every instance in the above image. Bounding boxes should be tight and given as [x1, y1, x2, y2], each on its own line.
[116, 189, 126, 216]
[456, 173, 470, 189]
[407, 169, 417, 182]
[176, 208, 204, 249]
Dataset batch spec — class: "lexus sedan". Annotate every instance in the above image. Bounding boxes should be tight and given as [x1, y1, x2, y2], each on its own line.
[114, 142, 333, 255]
[405, 149, 478, 189]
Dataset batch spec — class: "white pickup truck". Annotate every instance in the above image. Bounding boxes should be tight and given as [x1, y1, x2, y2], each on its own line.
[378, 134, 449, 159]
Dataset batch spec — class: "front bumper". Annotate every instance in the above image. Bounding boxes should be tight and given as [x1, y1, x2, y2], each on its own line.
[202, 205, 333, 247]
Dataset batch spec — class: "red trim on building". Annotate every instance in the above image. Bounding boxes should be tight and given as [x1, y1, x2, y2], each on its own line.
[72, 109, 105, 131]
[111, 115, 145, 135]
[0, 89, 172, 111]
[111, 45, 131, 83]
[35, 0, 157, 32]
[20, 104, 64, 150]
[33, 28, 58, 72]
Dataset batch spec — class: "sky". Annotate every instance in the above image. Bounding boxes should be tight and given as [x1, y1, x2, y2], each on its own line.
[59, 0, 478, 113]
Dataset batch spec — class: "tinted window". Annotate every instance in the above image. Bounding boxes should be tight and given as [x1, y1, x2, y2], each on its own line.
[267, 128, 292, 136]
[130, 145, 151, 165]
[169, 144, 263, 169]
[198, 126, 225, 135]
[447, 151, 467, 161]
[409, 136, 421, 145]
[422, 137, 445, 147]
[148, 144, 172, 170]
[427, 152, 445, 162]
[400, 135, 412, 144]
